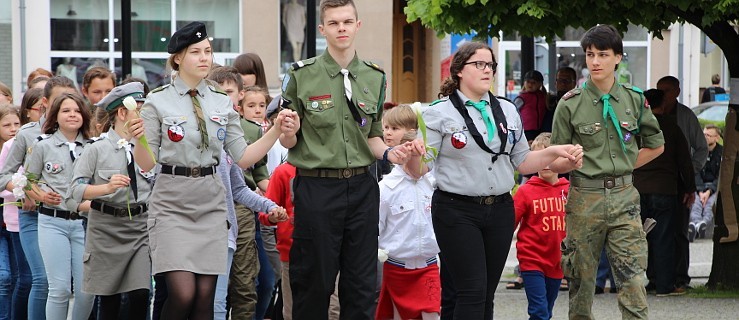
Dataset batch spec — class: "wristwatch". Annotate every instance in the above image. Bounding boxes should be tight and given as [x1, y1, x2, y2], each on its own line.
[382, 147, 393, 162]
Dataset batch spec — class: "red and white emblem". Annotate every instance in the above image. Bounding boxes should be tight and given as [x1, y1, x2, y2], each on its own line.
[451, 132, 467, 149]
[168, 125, 185, 142]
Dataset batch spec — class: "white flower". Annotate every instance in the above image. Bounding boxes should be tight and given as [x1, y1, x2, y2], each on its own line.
[117, 138, 128, 149]
[11, 172, 27, 189]
[12, 187, 25, 199]
[377, 248, 389, 263]
[410, 101, 423, 114]
[122, 96, 138, 111]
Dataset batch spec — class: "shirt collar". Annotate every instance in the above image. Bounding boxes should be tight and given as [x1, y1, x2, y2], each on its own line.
[456, 89, 491, 105]
[583, 78, 623, 106]
[50, 130, 85, 147]
[382, 165, 434, 189]
[173, 76, 209, 98]
[104, 129, 128, 150]
[321, 50, 362, 79]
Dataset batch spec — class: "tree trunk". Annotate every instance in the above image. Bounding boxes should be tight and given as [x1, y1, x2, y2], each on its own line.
[706, 25, 739, 289]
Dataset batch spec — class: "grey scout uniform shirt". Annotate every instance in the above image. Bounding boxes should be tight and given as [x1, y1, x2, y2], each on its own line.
[0, 118, 45, 190]
[24, 130, 87, 212]
[424, 90, 530, 196]
[67, 129, 153, 212]
[140, 76, 248, 168]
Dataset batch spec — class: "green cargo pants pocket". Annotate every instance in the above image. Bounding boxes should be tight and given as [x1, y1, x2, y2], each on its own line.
[560, 237, 577, 279]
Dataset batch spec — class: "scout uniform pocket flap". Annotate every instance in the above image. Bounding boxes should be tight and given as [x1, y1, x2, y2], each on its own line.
[356, 99, 378, 114]
[163, 116, 187, 126]
[209, 112, 229, 125]
[577, 122, 603, 135]
[306, 99, 334, 112]
[390, 200, 415, 215]
[97, 169, 121, 181]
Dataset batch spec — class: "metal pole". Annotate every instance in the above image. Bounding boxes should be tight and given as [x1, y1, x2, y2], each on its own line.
[122, 0, 132, 79]
[306, 0, 316, 58]
[521, 36, 534, 84]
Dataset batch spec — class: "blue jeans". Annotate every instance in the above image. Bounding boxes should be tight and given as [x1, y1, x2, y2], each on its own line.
[18, 210, 47, 319]
[10, 231, 31, 320]
[0, 227, 11, 320]
[255, 222, 275, 320]
[521, 271, 561, 320]
[640, 194, 677, 294]
[37, 214, 94, 320]
[596, 248, 614, 289]
[214, 247, 235, 320]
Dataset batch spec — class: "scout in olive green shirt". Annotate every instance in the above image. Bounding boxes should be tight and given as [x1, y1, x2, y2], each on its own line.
[550, 79, 664, 178]
[240, 118, 269, 190]
[281, 51, 385, 169]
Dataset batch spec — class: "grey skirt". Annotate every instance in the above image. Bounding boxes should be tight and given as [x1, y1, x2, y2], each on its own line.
[83, 208, 150, 295]
[148, 173, 228, 275]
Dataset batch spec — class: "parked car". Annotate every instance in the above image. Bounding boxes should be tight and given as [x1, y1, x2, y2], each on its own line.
[692, 100, 729, 122]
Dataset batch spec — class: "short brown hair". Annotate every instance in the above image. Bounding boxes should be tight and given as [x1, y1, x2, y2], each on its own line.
[439, 42, 496, 97]
[209, 66, 244, 91]
[43, 93, 92, 139]
[43, 76, 78, 100]
[0, 103, 19, 130]
[243, 85, 272, 106]
[27, 68, 53, 89]
[83, 67, 116, 90]
[711, 74, 721, 85]
[319, 0, 357, 24]
[705, 124, 722, 138]
[530, 132, 552, 150]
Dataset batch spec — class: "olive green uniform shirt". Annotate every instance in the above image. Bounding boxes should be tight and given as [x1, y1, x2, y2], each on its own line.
[551, 79, 664, 179]
[282, 51, 385, 169]
[240, 118, 269, 190]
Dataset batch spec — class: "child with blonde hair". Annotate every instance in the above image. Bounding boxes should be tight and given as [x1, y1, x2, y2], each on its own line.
[376, 104, 440, 320]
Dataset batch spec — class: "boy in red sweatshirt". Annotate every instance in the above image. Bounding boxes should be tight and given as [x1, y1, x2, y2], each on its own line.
[513, 132, 568, 320]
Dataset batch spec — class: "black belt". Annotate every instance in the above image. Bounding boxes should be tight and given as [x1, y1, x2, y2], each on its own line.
[570, 174, 632, 189]
[296, 166, 369, 179]
[39, 206, 81, 220]
[437, 190, 512, 205]
[91, 200, 148, 218]
[161, 164, 216, 178]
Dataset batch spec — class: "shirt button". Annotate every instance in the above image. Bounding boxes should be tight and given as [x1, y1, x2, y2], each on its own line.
[479, 117, 483, 120]
[488, 167, 492, 171]
[610, 135, 614, 139]
[344, 115, 349, 120]
[483, 131, 487, 134]
[490, 187, 493, 190]
[611, 154, 616, 158]
[348, 161, 352, 165]
[345, 139, 349, 142]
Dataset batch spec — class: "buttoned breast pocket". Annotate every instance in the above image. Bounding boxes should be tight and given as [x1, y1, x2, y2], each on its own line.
[97, 169, 120, 182]
[207, 112, 229, 144]
[390, 200, 414, 216]
[618, 120, 639, 146]
[302, 98, 336, 129]
[576, 122, 604, 150]
[162, 116, 188, 143]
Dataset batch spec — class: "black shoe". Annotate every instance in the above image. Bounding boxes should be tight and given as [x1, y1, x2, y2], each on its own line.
[609, 287, 618, 293]
[688, 224, 696, 242]
[698, 222, 708, 239]
[595, 286, 605, 294]
[645, 282, 656, 294]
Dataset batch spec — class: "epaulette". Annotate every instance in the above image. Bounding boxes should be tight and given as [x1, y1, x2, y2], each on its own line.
[429, 98, 447, 106]
[561, 88, 582, 101]
[291, 58, 316, 71]
[363, 61, 385, 73]
[496, 95, 512, 103]
[20, 122, 38, 130]
[35, 134, 50, 142]
[87, 135, 106, 143]
[621, 83, 644, 94]
[208, 84, 227, 96]
[148, 84, 170, 95]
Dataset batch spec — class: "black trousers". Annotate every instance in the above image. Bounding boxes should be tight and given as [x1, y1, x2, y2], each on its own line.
[641, 194, 677, 294]
[290, 173, 379, 320]
[674, 198, 691, 287]
[432, 191, 515, 320]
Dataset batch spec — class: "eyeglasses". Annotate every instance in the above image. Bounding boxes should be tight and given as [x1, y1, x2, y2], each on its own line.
[464, 61, 498, 72]
[704, 133, 719, 138]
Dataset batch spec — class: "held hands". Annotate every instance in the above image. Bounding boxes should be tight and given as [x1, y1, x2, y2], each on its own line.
[267, 206, 289, 223]
[21, 196, 36, 211]
[42, 190, 63, 206]
[699, 190, 710, 206]
[106, 174, 131, 194]
[276, 109, 300, 137]
[559, 144, 584, 169]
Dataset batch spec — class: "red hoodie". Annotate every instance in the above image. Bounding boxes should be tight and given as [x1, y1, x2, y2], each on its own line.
[514, 176, 568, 278]
[258, 163, 295, 262]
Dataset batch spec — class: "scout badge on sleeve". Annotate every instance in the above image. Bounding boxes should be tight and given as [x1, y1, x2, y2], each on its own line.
[168, 124, 185, 142]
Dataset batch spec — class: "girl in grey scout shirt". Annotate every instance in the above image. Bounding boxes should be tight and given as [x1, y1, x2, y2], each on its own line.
[66, 82, 153, 320]
[419, 42, 582, 319]
[24, 93, 95, 320]
[126, 22, 297, 320]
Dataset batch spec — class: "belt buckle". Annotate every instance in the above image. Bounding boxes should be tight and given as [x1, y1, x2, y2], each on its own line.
[483, 196, 494, 205]
[191, 167, 201, 178]
[342, 168, 352, 178]
[604, 177, 615, 189]
[70, 212, 79, 220]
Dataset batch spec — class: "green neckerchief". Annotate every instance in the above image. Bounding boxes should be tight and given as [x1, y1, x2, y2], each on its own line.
[582, 82, 627, 153]
[465, 100, 495, 143]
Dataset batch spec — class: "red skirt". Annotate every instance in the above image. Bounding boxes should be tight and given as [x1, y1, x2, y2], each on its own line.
[376, 262, 441, 320]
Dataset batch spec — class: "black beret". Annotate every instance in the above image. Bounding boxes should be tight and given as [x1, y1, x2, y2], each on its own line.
[167, 22, 208, 54]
